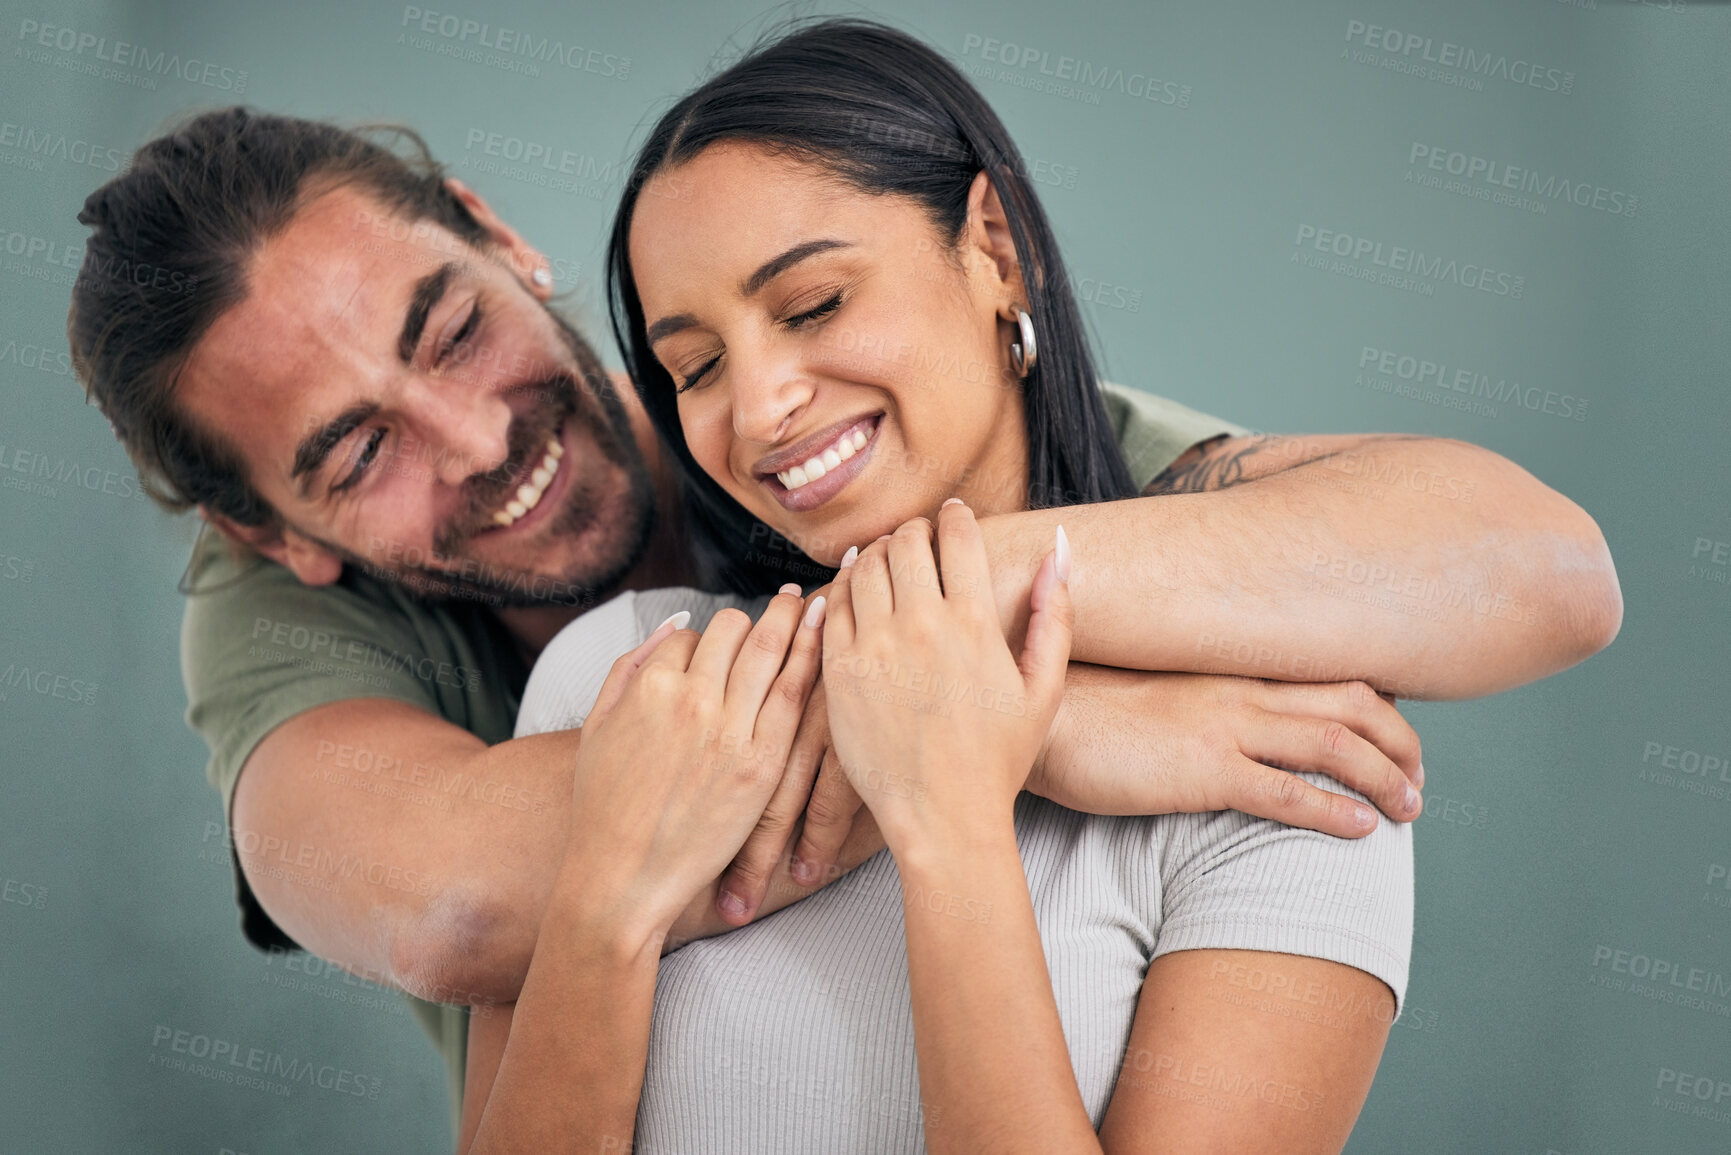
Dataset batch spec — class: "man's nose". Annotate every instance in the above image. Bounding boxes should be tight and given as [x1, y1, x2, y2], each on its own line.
[399, 376, 513, 485]
[731, 345, 815, 447]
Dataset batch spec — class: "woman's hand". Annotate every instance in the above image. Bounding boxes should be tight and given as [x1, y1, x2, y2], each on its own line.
[823, 501, 1072, 855]
[562, 584, 824, 944]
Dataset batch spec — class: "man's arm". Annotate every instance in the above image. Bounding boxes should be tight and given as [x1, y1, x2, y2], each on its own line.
[981, 433, 1622, 699]
[229, 697, 885, 1006]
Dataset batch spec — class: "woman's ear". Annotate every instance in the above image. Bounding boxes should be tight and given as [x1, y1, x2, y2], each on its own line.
[443, 177, 555, 300]
[962, 170, 1027, 316]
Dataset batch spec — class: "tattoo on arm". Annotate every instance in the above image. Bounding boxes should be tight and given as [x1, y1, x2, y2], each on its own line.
[1141, 433, 1426, 496]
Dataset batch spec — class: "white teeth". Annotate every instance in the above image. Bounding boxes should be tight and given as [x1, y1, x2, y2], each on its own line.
[491, 434, 566, 528]
[773, 422, 876, 492]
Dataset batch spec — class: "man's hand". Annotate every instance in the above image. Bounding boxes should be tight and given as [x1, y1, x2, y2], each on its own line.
[713, 660, 1424, 928]
[1034, 665, 1424, 837]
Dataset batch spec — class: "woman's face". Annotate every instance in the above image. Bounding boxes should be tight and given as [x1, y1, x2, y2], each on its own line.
[629, 142, 1029, 565]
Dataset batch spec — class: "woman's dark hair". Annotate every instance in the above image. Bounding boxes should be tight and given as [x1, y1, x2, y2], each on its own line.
[607, 17, 1138, 594]
[68, 107, 492, 528]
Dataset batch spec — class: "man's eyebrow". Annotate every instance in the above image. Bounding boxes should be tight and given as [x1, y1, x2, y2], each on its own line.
[398, 262, 455, 363]
[292, 401, 381, 496]
[645, 239, 850, 347]
[740, 238, 849, 297]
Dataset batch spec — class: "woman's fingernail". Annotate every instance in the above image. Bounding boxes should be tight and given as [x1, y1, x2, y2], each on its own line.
[803, 595, 827, 630]
[1054, 524, 1071, 583]
[839, 546, 858, 569]
[1405, 784, 1422, 815]
[1355, 806, 1377, 830]
[779, 583, 802, 596]
[942, 497, 965, 508]
[655, 610, 691, 632]
[790, 856, 816, 886]
[1414, 763, 1425, 790]
[717, 890, 747, 917]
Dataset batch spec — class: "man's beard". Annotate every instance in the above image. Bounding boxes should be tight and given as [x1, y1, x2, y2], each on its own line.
[305, 311, 658, 611]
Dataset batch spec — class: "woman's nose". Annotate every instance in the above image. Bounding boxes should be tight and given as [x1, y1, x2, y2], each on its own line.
[730, 351, 814, 446]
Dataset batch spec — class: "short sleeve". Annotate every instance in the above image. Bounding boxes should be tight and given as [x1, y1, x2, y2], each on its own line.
[181, 555, 443, 822]
[1097, 381, 1250, 491]
[1152, 771, 1414, 1016]
[514, 588, 768, 738]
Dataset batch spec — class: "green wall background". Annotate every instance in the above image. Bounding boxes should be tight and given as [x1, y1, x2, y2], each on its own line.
[1, 1, 1726, 1151]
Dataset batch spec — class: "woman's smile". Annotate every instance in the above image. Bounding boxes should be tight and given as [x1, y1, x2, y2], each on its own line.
[754, 413, 881, 512]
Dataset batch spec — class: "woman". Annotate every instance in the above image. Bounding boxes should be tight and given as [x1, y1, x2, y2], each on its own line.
[458, 19, 1608, 1153]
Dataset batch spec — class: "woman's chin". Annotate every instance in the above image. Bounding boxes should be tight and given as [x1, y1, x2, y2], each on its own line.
[761, 508, 920, 568]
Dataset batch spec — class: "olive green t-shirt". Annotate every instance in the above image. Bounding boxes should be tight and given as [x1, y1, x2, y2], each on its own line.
[178, 381, 1245, 1130]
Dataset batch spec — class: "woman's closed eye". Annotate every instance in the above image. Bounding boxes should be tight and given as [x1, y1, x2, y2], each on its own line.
[782, 290, 843, 330]
[675, 291, 847, 394]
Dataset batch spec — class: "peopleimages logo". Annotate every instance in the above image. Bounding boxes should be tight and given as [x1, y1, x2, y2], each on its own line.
[148, 1024, 382, 1100]
[1407, 144, 1637, 218]
[1357, 345, 1588, 422]
[15, 19, 249, 93]
[1293, 224, 1525, 300]
[1342, 19, 1574, 95]
[958, 33, 1191, 108]
[0, 121, 127, 174]
[397, 6, 630, 79]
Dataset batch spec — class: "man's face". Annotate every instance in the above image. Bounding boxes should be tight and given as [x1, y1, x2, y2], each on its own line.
[178, 185, 654, 609]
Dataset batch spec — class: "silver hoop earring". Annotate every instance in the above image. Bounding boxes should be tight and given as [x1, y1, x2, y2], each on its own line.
[532, 267, 552, 288]
[1009, 308, 1038, 378]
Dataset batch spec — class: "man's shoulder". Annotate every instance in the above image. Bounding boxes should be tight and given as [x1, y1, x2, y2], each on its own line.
[180, 529, 424, 671]
[1097, 380, 1249, 490]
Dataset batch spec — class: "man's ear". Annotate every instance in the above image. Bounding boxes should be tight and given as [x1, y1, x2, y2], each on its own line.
[443, 177, 555, 301]
[202, 507, 343, 587]
[962, 170, 1028, 317]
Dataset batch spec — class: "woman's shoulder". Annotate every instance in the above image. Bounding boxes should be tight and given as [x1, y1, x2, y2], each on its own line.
[513, 588, 768, 738]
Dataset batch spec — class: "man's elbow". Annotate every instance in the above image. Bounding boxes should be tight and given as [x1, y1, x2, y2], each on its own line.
[387, 883, 533, 1008]
[1549, 508, 1623, 665]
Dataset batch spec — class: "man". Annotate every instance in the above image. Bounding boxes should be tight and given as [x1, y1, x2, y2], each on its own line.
[69, 108, 1620, 1132]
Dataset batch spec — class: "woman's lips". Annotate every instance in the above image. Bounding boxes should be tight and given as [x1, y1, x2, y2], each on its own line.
[760, 415, 880, 513]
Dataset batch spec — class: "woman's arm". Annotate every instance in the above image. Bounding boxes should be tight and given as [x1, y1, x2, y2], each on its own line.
[980, 433, 1622, 699]
[1097, 950, 1393, 1153]
[459, 590, 824, 1152]
[825, 507, 1405, 1152]
[821, 504, 1101, 1149]
[459, 888, 663, 1153]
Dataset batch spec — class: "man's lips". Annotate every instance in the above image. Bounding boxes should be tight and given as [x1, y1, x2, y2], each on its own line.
[470, 421, 572, 541]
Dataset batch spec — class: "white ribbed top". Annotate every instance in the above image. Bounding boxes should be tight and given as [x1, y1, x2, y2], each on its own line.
[517, 589, 1413, 1154]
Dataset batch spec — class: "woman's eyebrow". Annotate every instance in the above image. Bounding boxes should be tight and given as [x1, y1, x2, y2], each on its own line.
[646, 239, 852, 347]
[740, 238, 850, 297]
